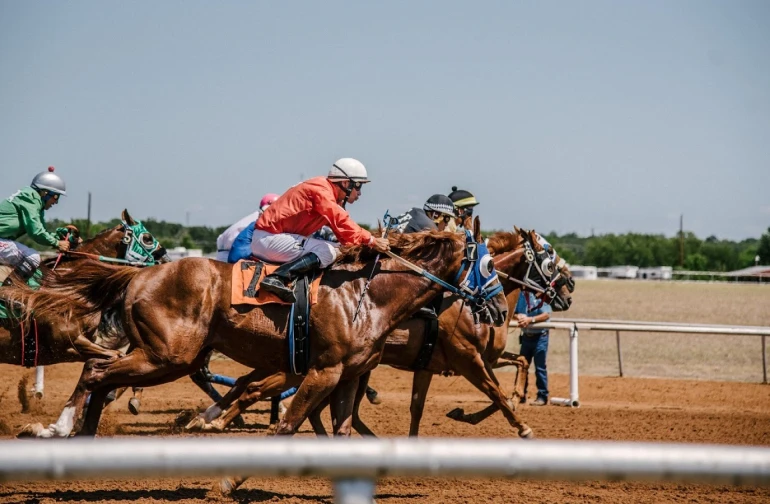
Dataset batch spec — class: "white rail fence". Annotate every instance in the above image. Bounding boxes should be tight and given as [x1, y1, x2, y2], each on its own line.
[1, 438, 769, 503]
[511, 318, 770, 408]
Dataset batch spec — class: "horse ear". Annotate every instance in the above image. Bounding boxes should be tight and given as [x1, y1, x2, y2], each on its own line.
[122, 209, 136, 225]
[473, 216, 482, 242]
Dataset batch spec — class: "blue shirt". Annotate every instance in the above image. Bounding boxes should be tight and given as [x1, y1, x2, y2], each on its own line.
[515, 291, 552, 337]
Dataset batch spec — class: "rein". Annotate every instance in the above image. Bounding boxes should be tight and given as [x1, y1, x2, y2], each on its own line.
[58, 250, 156, 267]
[383, 248, 501, 306]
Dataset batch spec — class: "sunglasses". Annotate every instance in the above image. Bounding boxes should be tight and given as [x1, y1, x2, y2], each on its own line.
[428, 211, 452, 223]
[350, 181, 363, 191]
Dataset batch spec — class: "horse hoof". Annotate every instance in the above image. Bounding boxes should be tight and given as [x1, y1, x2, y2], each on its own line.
[33, 391, 44, 400]
[17, 423, 44, 438]
[519, 427, 534, 439]
[231, 415, 246, 429]
[216, 477, 236, 497]
[446, 408, 467, 421]
[184, 416, 206, 432]
[128, 398, 141, 416]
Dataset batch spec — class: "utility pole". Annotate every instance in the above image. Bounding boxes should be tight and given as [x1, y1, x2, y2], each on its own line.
[86, 192, 92, 238]
[679, 214, 684, 267]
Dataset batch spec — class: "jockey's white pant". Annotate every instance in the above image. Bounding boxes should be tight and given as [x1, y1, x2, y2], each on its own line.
[0, 239, 41, 269]
[250, 229, 339, 268]
[214, 250, 230, 262]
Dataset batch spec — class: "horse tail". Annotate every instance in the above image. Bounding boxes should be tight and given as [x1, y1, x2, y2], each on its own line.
[2, 260, 142, 327]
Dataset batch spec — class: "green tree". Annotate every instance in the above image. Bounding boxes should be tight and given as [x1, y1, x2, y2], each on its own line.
[757, 228, 770, 265]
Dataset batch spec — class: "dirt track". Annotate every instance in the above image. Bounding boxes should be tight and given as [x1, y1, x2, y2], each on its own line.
[1, 360, 769, 504]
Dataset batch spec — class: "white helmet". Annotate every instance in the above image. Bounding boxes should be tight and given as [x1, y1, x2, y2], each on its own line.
[328, 158, 370, 183]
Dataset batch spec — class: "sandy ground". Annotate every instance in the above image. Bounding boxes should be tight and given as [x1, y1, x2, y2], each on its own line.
[1, 359, 769, 504]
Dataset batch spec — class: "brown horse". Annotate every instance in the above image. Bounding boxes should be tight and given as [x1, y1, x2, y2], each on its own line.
[189, 228, 573, 440]
[0, 209, 168, 367]
[6, 218, 508, 439]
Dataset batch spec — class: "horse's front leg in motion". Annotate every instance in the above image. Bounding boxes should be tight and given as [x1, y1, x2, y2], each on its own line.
[17, 362, 97, 438]
[448, 355, 529, 424]
[351, 371, 377, 437]
[217, 365, 344, 497]
[447, 353, 533, 438]
[407, 370, 434, 437]
[184, 373, 255, 432]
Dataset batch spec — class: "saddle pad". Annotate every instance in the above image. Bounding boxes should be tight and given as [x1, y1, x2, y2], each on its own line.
[230, 259, 322, 306]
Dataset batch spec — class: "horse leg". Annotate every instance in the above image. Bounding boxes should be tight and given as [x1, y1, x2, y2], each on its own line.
[17, 361, 101, 438]
[308, 396, 330, 436]
[218, 365, 343, 496]
[29, 366, 44, 399]
[448, 353, 533, 438]
[329, 378, 359, 437]
[127, 387, 143, 415]
[184, 372, 258, 432]
[449, 355, 529, 423]
[351, 371, 377, 437]
[208, 372, 300, 432]
[406, 370, 434, 437]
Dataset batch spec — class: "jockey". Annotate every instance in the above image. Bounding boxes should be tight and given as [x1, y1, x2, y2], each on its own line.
[0, 167, 70, 286]
[252, 157, 390, 303]
[394, 194, 456, 233]
[216, 193, 279, 262]
[448, 186, 480, 230]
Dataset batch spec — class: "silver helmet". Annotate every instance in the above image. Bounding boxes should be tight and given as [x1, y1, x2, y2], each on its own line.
[31, 166, 67, 196]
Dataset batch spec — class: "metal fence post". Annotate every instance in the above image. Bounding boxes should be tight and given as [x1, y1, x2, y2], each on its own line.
[763, 335, 767, 385]
[615, 331, 624, 377]
[334, 478, 375, 504]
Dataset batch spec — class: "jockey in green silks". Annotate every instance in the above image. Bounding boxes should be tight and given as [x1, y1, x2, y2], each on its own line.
[0, 166, 73, 287]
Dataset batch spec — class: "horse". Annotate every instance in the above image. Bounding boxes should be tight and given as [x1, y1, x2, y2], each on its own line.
[4, 217, 508, 441]
[188, 228, 573, 440]
[0, 209, 167, 368]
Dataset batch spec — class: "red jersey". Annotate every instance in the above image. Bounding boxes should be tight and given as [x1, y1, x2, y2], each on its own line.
[256, 177, 373, 246]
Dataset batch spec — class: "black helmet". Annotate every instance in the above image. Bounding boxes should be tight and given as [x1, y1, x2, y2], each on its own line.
[423, 194, 455, 216]
[448, 186, 478, 208]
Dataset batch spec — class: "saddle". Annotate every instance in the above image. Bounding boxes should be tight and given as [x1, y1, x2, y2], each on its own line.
[230, 259, 323, 375]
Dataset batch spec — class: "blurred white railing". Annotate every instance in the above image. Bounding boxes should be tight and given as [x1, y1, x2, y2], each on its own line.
[1, 438, 768, 503]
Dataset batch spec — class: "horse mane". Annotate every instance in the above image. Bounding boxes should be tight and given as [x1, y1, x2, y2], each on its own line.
[336, 230, 463, 272]
[485, 231, 524, 255]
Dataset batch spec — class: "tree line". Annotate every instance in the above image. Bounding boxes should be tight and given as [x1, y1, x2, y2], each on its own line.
[20, 216, 770, 271]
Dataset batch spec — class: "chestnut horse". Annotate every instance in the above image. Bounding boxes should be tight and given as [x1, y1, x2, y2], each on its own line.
[6, 218, 508, 439]
[0, 209, 167, 367]
[190, 228, 573, 440]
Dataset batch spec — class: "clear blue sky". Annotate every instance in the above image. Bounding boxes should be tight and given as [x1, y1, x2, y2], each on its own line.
[1, 1, 768, 240]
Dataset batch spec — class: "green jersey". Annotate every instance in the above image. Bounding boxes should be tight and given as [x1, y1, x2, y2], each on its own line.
[0, 186, 58, 247]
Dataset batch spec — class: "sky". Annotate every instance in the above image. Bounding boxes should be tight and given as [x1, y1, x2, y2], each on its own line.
[1, 1, 768, 240]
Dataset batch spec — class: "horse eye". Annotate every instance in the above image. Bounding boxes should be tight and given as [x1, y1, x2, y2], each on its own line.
[479, 255, 494, 277]
[141, 233, 154, 246]
[541, 259, 554, 276]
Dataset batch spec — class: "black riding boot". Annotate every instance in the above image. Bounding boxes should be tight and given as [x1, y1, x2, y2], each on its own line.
[259, 253, 321, 303]
[2, 260, 36, 287]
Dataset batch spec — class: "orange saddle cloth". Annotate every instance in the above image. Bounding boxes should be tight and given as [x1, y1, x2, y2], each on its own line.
[230, 259, 322, 306]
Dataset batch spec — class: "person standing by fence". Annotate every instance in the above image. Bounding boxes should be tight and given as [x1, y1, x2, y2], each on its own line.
[515, 291, 552, 406]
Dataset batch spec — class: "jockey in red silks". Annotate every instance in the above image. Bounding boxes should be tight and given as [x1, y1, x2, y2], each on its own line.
[251, 158, 390, 303]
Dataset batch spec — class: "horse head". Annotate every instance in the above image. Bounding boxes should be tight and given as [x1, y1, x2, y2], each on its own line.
[69, 209, 170, 265]
[382, 216, 508, 326]
[485, 227, 574, 312]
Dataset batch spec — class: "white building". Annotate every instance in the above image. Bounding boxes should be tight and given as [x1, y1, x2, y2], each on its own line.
[568, 265, 598, 280]
[597, 266, 639, 279]
[637, 266, 673, 280]
[167, 246, 203, 261]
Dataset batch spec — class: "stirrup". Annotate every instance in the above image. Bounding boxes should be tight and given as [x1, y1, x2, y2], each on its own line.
[260, 276, 297, 303]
